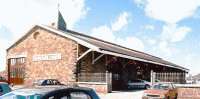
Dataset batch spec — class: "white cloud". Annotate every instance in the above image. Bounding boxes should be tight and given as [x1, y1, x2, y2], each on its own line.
[147, 38, 156, 45]
[91, 25, 115, 42]
[144, 24, 155, 30]
[111, 12, 130, 32]
[141, 0, 200, 24]
[158, 41, 172, 57]
[161, 24, 191, 43]
[0, 0, 88, 71]
[134, 0, 147, 8]
[91, 12, 144, 51]
[134, 0, 194, 59]
[149, 24, 191, 59]
[116, 37, 144, 51]
[133, 0, 200, 74]
[0, 39, 11, 71]
[0, 0, 88, 40]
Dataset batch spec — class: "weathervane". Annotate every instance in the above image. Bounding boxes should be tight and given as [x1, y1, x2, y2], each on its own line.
[57, 1, 60, 11]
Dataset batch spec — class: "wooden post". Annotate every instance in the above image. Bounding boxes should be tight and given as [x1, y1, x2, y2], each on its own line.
[8, 59, 11, 84]
[106, 71, 112, 93]
[151, 70, 155, 86]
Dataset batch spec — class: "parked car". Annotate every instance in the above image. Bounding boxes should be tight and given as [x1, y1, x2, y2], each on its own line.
[0, 87, 100, 99]
[127, 79, 151, 89]
[0, 77, 8, 83]
[142, 82, 177, 99]
[0, 82, 11, 96]
[34, 79, 63, 86]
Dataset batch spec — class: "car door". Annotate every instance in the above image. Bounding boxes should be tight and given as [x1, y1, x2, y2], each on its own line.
[0, 86, 3, 96]
[167, 83, 177, 98]
[135, 80, 144, 88]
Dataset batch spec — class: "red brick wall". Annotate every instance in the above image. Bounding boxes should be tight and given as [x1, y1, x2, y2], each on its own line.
[177, 88, 200, 99]
[7, 28, 78, 85]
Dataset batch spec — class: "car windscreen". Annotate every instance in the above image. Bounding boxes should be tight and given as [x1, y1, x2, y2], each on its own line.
[152, 83, 172, 90]
[1, 84, 11, 94]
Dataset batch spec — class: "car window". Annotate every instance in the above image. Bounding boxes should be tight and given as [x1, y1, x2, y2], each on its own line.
[153, 83, 172, 89]
[70, 92, 91, 99]
[140, 80, 145, 83]
[135, 80, 141, 82]
[47, 80, 51, 85]
[1, 84, 11, 94]
[131, 80, 137, 82]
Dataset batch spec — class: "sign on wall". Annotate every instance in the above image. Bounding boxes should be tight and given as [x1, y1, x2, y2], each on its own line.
[32, 53, 61, 61]
[8, 52, 27, 58]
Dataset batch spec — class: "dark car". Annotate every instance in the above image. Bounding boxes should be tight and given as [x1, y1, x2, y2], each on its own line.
[34, 79, 63, 86]
[0, 77, 8, 83]
[0, 87, 100, 99]
[0, 82, 11, 96]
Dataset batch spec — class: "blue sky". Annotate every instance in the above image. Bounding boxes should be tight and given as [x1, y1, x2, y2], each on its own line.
[0, 0, 200, 75]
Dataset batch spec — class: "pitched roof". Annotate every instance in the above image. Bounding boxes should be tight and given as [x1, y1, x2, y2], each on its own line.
[7, 25, 189, 72]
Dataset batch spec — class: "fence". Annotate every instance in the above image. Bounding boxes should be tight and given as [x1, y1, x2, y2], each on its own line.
[151, 71, 186, 84]
[77, 72, 112, 93]
[78, 72, 111, 83]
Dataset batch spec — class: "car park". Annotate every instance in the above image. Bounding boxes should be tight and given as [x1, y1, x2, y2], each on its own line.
[0, 82, 11, 96]
[142, 82, 177, 99]
[0, 87, 100, 99]
[127, 79, 151, 89]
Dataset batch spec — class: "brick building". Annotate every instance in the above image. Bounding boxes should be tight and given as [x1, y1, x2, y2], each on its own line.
[6, 12, 188, 93]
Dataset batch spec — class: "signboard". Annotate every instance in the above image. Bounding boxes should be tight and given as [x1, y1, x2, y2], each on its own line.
[32, 53, 61, 61]
[8, 52, 27, 58]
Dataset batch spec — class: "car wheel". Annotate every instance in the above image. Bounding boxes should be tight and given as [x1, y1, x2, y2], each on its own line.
[145, 85, 150, 89]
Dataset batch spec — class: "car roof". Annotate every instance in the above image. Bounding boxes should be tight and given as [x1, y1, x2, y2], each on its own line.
[154, 82, 174, 85]
[0, 82, 8, 84]
[5, 86, 93, 96]
[11, 88, 51, 96]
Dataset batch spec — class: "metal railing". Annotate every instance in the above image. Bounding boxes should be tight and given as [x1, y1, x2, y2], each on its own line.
[77, 72, 112, 83]
[78, 73, 107, 82]
[153, 72, 186, 83]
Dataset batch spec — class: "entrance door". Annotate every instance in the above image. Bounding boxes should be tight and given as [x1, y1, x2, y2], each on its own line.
[8, 58, 25, 85]
[112, 73, 123, 91]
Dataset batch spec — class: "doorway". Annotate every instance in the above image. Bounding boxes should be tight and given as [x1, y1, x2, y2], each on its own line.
[8, 58, 25, 85]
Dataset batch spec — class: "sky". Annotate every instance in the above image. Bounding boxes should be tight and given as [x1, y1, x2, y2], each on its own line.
[0, 0, 200, 75]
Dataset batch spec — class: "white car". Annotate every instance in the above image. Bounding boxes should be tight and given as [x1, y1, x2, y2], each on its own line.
[127, 79, 151, 89]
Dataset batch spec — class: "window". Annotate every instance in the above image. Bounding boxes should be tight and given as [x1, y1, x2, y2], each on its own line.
[10, 59, 16, 65]
[21, 58, 25, 63]
[33, 32, 40, 39]
[113, 74, 120, 80]
[17, 58, 25, 64]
